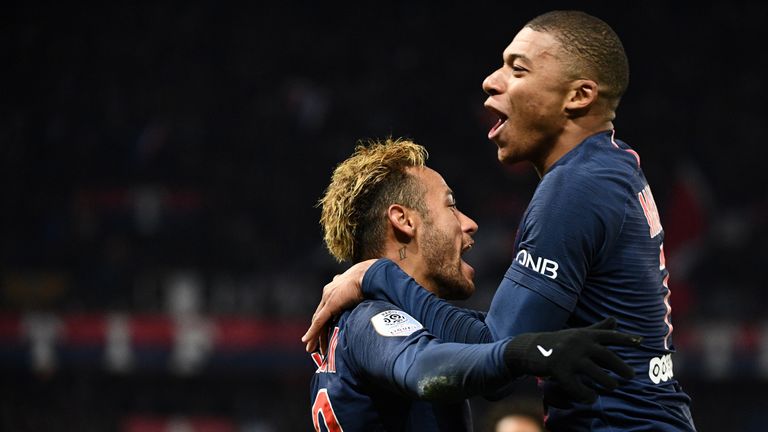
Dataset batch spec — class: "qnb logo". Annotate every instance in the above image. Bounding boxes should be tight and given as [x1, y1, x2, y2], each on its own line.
[515, 249, 559, 279]
[648, 353, 674, 384]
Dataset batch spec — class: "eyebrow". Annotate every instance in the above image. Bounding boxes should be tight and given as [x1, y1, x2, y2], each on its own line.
[504, 53, 530, 65]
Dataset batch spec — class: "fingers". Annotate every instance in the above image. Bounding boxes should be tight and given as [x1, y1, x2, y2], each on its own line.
[302, 300, 326, 342]
[302, 262, 374, 352]
[318, 327, 329, 357]
[542, 383, 572, 409]
[579, 361, 619, 391]
[581, 318, 642, 347]
[302, 278, 338, 345]
[557, 376, 598, 405]
[589, 346, 635, 380]
[304, 324, 329, 355]
[304, 303, 332, 353]
[303, 307, 333, 350]
[586, 316, 617, 330]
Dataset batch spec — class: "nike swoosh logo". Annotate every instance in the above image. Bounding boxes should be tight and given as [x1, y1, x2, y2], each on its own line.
[537, 345, 553, 357]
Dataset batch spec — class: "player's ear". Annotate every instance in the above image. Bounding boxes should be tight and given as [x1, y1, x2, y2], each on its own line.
[387, 204, 417, 240]
[564, 79, 598, 115]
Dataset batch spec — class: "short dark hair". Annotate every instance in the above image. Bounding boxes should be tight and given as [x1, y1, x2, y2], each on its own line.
[526, 10, 629, 105]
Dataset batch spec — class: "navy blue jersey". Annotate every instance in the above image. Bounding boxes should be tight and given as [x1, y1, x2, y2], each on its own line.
[309, 299, 515, 431]
[362, 131, 695, 431]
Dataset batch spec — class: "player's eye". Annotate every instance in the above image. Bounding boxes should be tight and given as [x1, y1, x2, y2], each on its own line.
[512, 65, 527, 72]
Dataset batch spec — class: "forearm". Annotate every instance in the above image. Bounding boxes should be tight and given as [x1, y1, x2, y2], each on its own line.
[389, 329, 603, 403]
[363, 259, 493, 343]
[390, 335, 513, 403]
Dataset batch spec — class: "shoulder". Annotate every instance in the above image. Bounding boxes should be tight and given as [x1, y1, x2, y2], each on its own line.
[533, 142, 634, 217]
[530, 169, 627, 225]
[341, 301, 427, 373]
[346, 300, 425, 339]
[525, 141, 635, 238]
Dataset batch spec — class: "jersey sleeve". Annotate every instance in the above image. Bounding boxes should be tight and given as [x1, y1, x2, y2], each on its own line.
[362, 259, 492, 343]
[344, 301, 514, 403]
[485, 279, 571, 339]
[487, 170, 626, 336]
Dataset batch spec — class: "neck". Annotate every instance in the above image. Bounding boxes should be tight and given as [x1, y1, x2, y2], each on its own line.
[381, 244, 438, 295]
[533, 117, 614, 177]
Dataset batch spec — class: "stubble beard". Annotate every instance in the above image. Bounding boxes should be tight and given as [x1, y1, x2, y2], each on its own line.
[420, 223, 473, 300]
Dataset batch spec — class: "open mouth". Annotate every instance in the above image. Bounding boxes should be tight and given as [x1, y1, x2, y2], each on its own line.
[485, 105, 508, 139]
[488, 117, 507, 139]
[461, 241, 474, 255]
[460, 241, 476, 279]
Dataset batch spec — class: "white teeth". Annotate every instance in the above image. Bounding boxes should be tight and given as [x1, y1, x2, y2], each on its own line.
[461, 243, 474, 255]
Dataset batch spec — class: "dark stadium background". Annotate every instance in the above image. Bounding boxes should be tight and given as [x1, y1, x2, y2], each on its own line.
[2, 1, 766, 431]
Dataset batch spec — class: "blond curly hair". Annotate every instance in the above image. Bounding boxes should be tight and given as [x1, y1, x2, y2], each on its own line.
[319, 138, 429, 262]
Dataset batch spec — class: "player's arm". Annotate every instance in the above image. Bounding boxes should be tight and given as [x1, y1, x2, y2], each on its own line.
[302, 257, 566, 353]
[461, 308, 488, 322]
[485, 269, 571, 337]
[347, 304, 511, 403]
[302, 175, 622, 350]
[348, 302, 638, 404]
[302, 259, 492, 352]
[363, 258, 572, 339]
[486, 171, 627, 337]
[362, 259, 493, 343]
[355, 260, 571, 402]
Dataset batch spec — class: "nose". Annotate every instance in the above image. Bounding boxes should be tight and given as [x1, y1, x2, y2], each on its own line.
[459, 210, 479, 235]
[482, 68, 503, 96]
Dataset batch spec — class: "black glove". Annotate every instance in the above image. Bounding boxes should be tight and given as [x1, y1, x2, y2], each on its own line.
[502, 317, 641, 404]
[540, 379, 581, 409]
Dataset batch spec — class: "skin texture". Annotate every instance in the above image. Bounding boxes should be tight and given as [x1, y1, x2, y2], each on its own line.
[483, 27, 610, 176]
[303, 166, 477, 353]
[395, 166, 477, 300]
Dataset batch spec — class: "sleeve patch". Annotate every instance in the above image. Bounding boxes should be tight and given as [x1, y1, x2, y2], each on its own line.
[370, 310, 423, 337]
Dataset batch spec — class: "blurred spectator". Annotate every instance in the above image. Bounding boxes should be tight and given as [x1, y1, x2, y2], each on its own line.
[485, 398, 545, 432]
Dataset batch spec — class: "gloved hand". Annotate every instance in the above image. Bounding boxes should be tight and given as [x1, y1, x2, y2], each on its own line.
[503, 317, 641, 404]
[540, 379, 580, 409]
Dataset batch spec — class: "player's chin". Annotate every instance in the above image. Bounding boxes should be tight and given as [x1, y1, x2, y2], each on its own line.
[458, 260, 476, 297]
[460, 259, 475, 281]
[438, 263, 475, 300]
[497, 145, 521, 165]
[461, 280, 475, 299]
[494, 134, 524, 164]
[445, 280, 474, 301]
